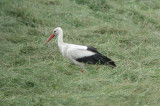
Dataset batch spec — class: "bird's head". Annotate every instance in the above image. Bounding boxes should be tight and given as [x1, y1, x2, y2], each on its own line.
[45, 27, 62, 44]
[53, 27, 62, 35]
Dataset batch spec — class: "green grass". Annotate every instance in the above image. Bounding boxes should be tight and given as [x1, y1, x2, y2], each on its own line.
[0, 0, 160, 105]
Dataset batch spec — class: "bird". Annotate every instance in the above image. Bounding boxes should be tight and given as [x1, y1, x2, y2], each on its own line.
[45, 27, 116, 73]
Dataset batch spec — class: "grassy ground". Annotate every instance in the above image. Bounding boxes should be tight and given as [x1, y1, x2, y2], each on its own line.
[0, 0, 160, 105]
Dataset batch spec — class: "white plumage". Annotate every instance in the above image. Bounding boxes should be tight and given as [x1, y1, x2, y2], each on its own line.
[45, 27, 116, 72]
[65, 44, 95, 66]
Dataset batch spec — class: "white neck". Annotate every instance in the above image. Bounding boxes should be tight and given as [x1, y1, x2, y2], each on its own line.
[57, 31, 65, 56]
[58, 31, 64, 46]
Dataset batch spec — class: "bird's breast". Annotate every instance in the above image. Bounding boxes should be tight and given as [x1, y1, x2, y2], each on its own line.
[58, 45, 68, 57]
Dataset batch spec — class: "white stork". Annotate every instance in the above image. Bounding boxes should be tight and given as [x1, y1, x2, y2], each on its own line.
[45, 27, 116, 73]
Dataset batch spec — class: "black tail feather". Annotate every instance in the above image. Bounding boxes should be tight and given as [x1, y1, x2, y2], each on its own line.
[96, 53, 116, 67]
[76, 53, 116, 67]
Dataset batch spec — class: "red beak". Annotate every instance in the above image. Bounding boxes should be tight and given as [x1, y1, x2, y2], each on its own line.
[45, 34, 55, 44]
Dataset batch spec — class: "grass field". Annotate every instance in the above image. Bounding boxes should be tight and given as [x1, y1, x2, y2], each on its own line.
[0, 0, 160, 105]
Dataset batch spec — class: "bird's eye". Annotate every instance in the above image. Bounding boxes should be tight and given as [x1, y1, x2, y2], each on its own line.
[54, 31, 56, 33]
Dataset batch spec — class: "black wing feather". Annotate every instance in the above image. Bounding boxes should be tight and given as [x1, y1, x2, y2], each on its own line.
[76, 46, 116, 67]
[87, 46, 99, 53]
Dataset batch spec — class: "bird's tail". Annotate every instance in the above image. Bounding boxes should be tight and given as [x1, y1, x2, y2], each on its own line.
[98, 54, 116, 67]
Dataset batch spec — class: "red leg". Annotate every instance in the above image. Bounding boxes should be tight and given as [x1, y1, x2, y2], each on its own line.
[81, 69, 84, 73]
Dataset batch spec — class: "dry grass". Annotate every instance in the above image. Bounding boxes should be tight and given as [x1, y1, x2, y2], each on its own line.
[0, 0, 160, 105]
